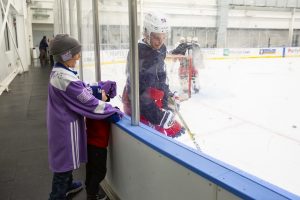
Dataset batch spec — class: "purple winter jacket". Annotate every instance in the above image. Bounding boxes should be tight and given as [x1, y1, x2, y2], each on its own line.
[47, 63, 122, 172]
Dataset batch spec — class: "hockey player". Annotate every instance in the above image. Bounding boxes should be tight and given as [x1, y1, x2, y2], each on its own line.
[122, 12, 185, 138]
[190, 37, 201, 93]
[170, 37, 189, 56]
[174, 36, 186, 49]
[170, 36, 200, 94]
[169, 36, 186, 73]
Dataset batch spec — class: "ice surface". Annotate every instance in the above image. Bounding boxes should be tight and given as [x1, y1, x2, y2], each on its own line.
[175, 57, 300, 196]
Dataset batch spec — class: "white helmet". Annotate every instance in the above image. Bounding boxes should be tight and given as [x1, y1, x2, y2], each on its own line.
[192, 37, 198, 43]
[143, 12, 169, 35]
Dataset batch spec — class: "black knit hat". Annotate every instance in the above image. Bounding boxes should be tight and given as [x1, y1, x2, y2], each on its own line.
[49, 34, 81, 62]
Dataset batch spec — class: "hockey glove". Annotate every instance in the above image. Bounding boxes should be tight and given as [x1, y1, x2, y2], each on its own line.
[88, 83, 103, 100]
[170, 127, 185, 138]
[88, 81, 116, 101]
[99, 81, 117, 99]
[159, 110, 175, 129]
[165, 120, 186, 138]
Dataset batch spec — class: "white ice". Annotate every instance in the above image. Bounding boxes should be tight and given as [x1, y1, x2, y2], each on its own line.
[87, 57, 300, 197]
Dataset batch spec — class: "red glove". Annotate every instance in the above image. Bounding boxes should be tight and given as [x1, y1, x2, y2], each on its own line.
[164, 120, 185, 138]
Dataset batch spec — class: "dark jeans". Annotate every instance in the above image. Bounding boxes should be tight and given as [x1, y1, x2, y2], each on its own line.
[85, 145, 107, 195]
[49, 170, 73, 200]
[39, 49, 47, 67]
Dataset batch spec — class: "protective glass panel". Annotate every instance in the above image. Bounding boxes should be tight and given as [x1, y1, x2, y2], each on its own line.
[122, 0, 300, 197]
[97, 1, 129, 109]
[80, 0, 95, 83]
[54, 0, 300, 197]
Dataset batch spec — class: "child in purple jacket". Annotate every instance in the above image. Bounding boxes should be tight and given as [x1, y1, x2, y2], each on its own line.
[47, 34, 122, 200]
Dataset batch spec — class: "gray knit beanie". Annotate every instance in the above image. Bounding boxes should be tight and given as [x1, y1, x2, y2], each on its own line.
[49, 34, 81, 62]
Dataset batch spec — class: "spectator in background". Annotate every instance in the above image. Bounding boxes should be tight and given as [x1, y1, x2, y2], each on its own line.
[39, 36, 48, 67]
[48, 36, 55, 67]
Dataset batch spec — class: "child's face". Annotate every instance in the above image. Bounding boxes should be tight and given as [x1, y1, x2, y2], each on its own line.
[150, 32, 166, 50]
[64, 53, 81, 68]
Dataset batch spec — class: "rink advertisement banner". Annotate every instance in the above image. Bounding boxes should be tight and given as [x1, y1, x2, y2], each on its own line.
[223, 48, 252, 58]
[203, 48, 284, 59]
[257, 48, 283, 57]
[82, 50, 128, 65]
[258, 48, 276, 55]
[285, 47, 300, 57]
[80, 47, 295, 65]
[201, 48, 224, 59]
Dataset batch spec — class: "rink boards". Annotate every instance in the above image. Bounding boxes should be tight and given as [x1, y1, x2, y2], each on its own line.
[79, 47, 300, 66]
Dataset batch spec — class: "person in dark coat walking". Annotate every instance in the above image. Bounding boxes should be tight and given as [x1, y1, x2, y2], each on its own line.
[39, 36, 48, 67]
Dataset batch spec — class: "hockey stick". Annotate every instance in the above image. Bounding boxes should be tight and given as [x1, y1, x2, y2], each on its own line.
[174, 108, 202, 152]
[170, 98, 202, 152]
